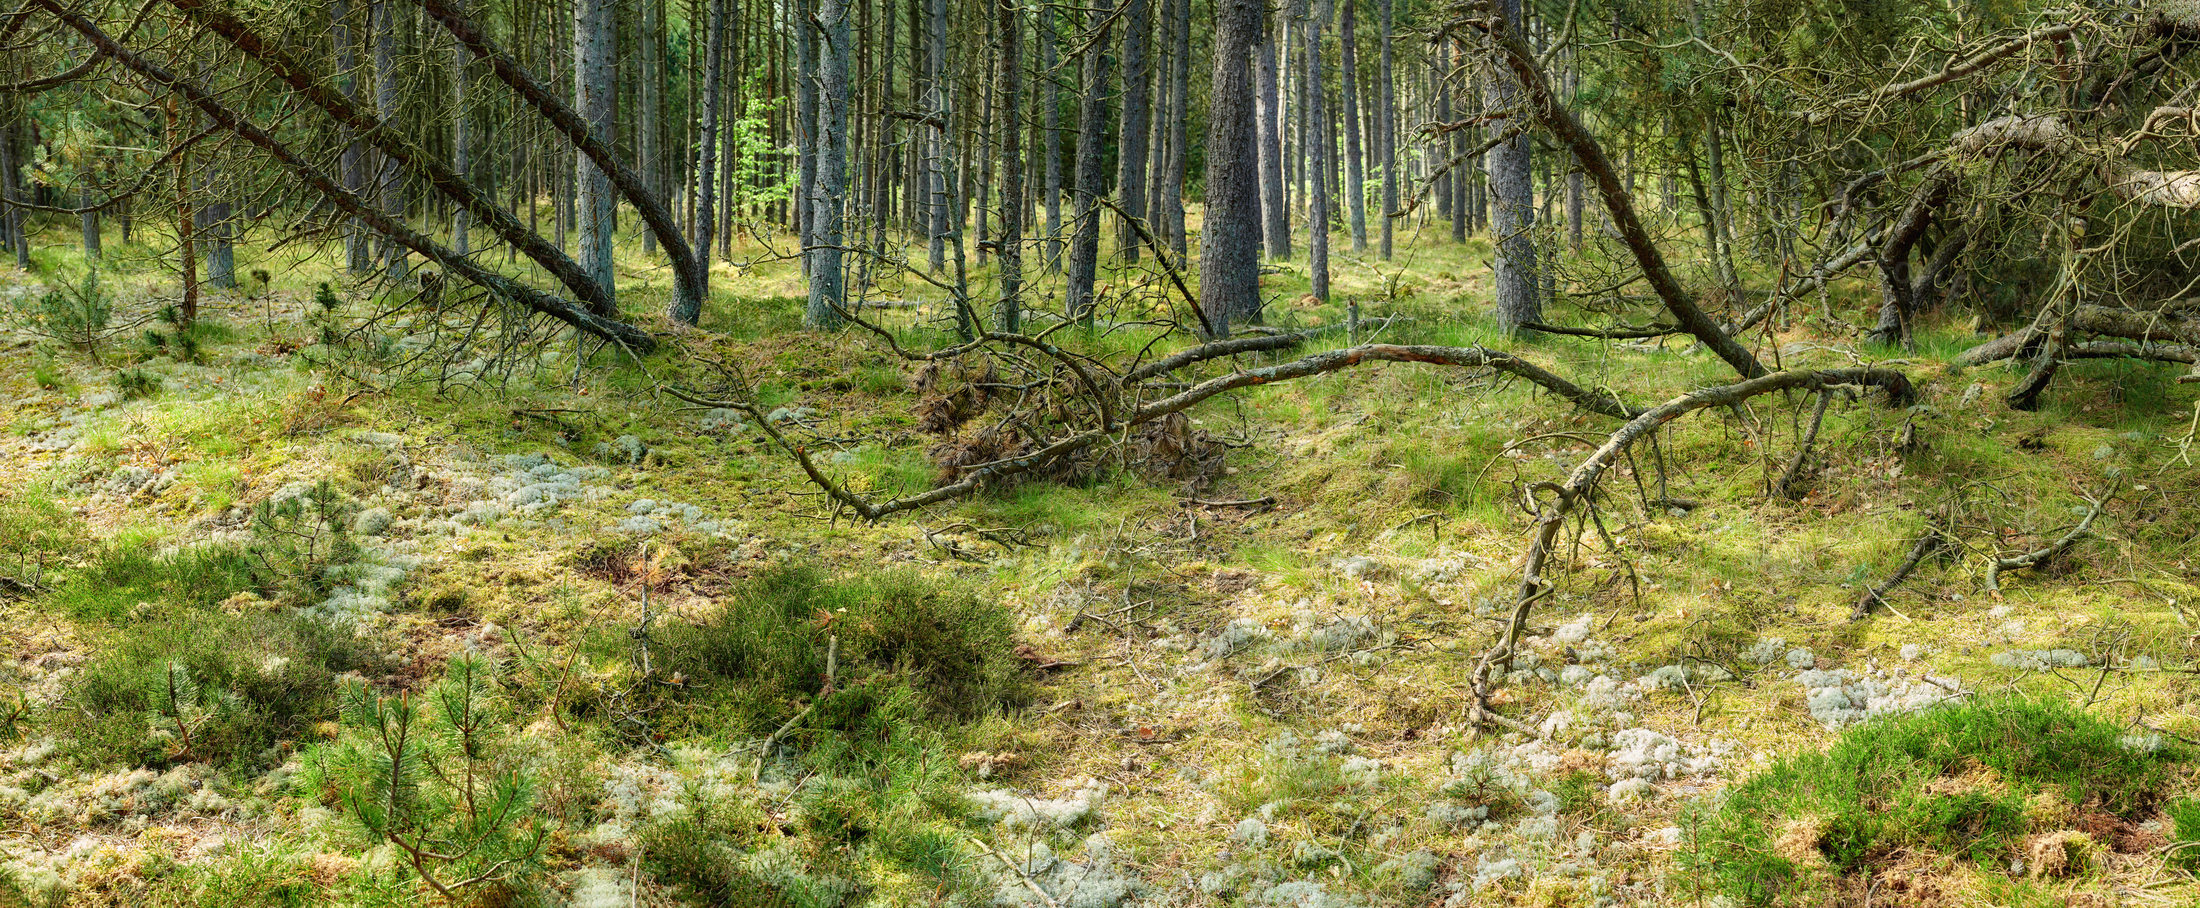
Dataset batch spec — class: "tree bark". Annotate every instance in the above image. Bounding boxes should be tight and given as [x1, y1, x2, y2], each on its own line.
[371, 0, 406, 281]
[449, 0, 472, 256]
[1115, 0, 1151, 261]
[1481, 0, 1538, 332]
[1376, 0, 1394, 259]
[995, 0, 1023, 332]
[1066, 2, 1114, 321]
[806, 0, 849, 329]
[1305, 0, 1330, 300]
[334, 0, 372, 273]
[1255, 13, 1289, 258]
[1340, 0, 1365, 253]
[574, 0, 616, 307]
[1040, 3, 1063, 272]
[686, 0, 725, 317]
[1201, 0, 1263, 336]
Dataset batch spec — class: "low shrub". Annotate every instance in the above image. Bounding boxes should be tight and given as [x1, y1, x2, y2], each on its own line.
[51, 612, 380, 770]
[1683, 696, 2185, 906]
[650, 563, 1029, 739]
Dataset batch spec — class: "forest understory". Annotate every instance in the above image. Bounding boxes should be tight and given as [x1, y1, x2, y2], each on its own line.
[3, 0, 2200, 904]
[2, 213, 2199, 907]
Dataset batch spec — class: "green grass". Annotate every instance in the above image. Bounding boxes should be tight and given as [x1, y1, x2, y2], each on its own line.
[1683, 696, 2186, 906]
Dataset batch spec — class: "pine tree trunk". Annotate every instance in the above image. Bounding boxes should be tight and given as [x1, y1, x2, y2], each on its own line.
[371, 0, 406, 280]
[995, 0, 1023, 332]
[1482, 0, 1539, 331]
[1340, 0, 1364, 253]
[573, 0, 616, 306]
[925, 0, 949, 271]
[806, 0, 849, 329]
[1376, 0, 1394, 260]
[794, 0, 818, 266]
[1254, 13, 1288, 259]
[81, 190, 100, 262]
[335, 0, 372, 273]
[449, 1, 472, 257]
[1202, 0, 1263, 336]
[1162, 0, 1190, 260]
[1066, 1, 1114, 321]
[679, 0, 725, 324]
[1040, 3, 1063, 272]
[1114, 0, 1151, 261]
[1305, 0, 1329, 300]
[637, 0, 659, 255]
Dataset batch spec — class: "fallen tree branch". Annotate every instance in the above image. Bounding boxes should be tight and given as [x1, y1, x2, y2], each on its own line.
[1853, 518, 1949, 620]
[1468, 366, 1914, 732]
[1986, 486, 2114, 593]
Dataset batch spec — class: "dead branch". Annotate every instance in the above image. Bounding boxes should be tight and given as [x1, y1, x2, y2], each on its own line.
[1987, 486, 2115, 593]
[1853, 517, 1949, 620]
[1468, 366, 1914, 732]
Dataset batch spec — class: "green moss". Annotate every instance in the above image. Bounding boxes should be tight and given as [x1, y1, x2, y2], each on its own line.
[1683, 696, 2185, 906]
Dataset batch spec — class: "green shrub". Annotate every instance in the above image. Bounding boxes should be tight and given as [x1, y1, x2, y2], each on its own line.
[651, 564, 1029, 739]
[51, 611, 379, 770]
[246, 480, 363, 604]
[112, 366, 163, 399]
[12, 269, 115, 361]
[305, 655, 545, 902]
[0, 489, 84, 596]
[1683, 697, 2185, 906]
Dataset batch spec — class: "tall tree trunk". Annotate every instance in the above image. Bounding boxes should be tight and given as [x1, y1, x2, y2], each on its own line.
[636, 0, 659, 254]
[1305, 0, 1329, 300]
[806, 0, 849, 329]
[1041, 3, 1063, 272]
[1562, 48, 1582, 250]
[371, 0, 406, 280]
[449, 5, 472, 256]
[1376, 0, 1394, 259]
[1202, 0, 1263, 336]
[682, 0, 725, 322]
[1115, 0, 1151, 261]
[925, 0, 948, 271]
[794, 0, 818, 266]
[1481, 0, 1539, 331]
[1340, 0, 1365, 253]
[1161, 0, 1190, 259]
[168, 97, 198, 325]
[1254, 13, 1289, 259]
[574, 0, 616, 307]
[1066, 2, 1114, 321]
[995, 0, 1023, 332]
[335, 0, 371, 273]
[1435, 50, 1452, 227]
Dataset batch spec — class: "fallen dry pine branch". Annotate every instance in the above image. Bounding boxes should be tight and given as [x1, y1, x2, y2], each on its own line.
[1986, 485, 2116, 594]
[669, 342, 1655, 521]
[1852, 516, 1950, 620]
[1468, 366, 1916, 733]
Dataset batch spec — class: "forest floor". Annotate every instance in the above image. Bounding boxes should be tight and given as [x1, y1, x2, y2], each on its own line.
[2, 218, 2198, 907]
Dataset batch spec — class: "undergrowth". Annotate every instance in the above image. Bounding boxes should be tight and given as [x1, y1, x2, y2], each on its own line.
[1683, 696, 2188, 906]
